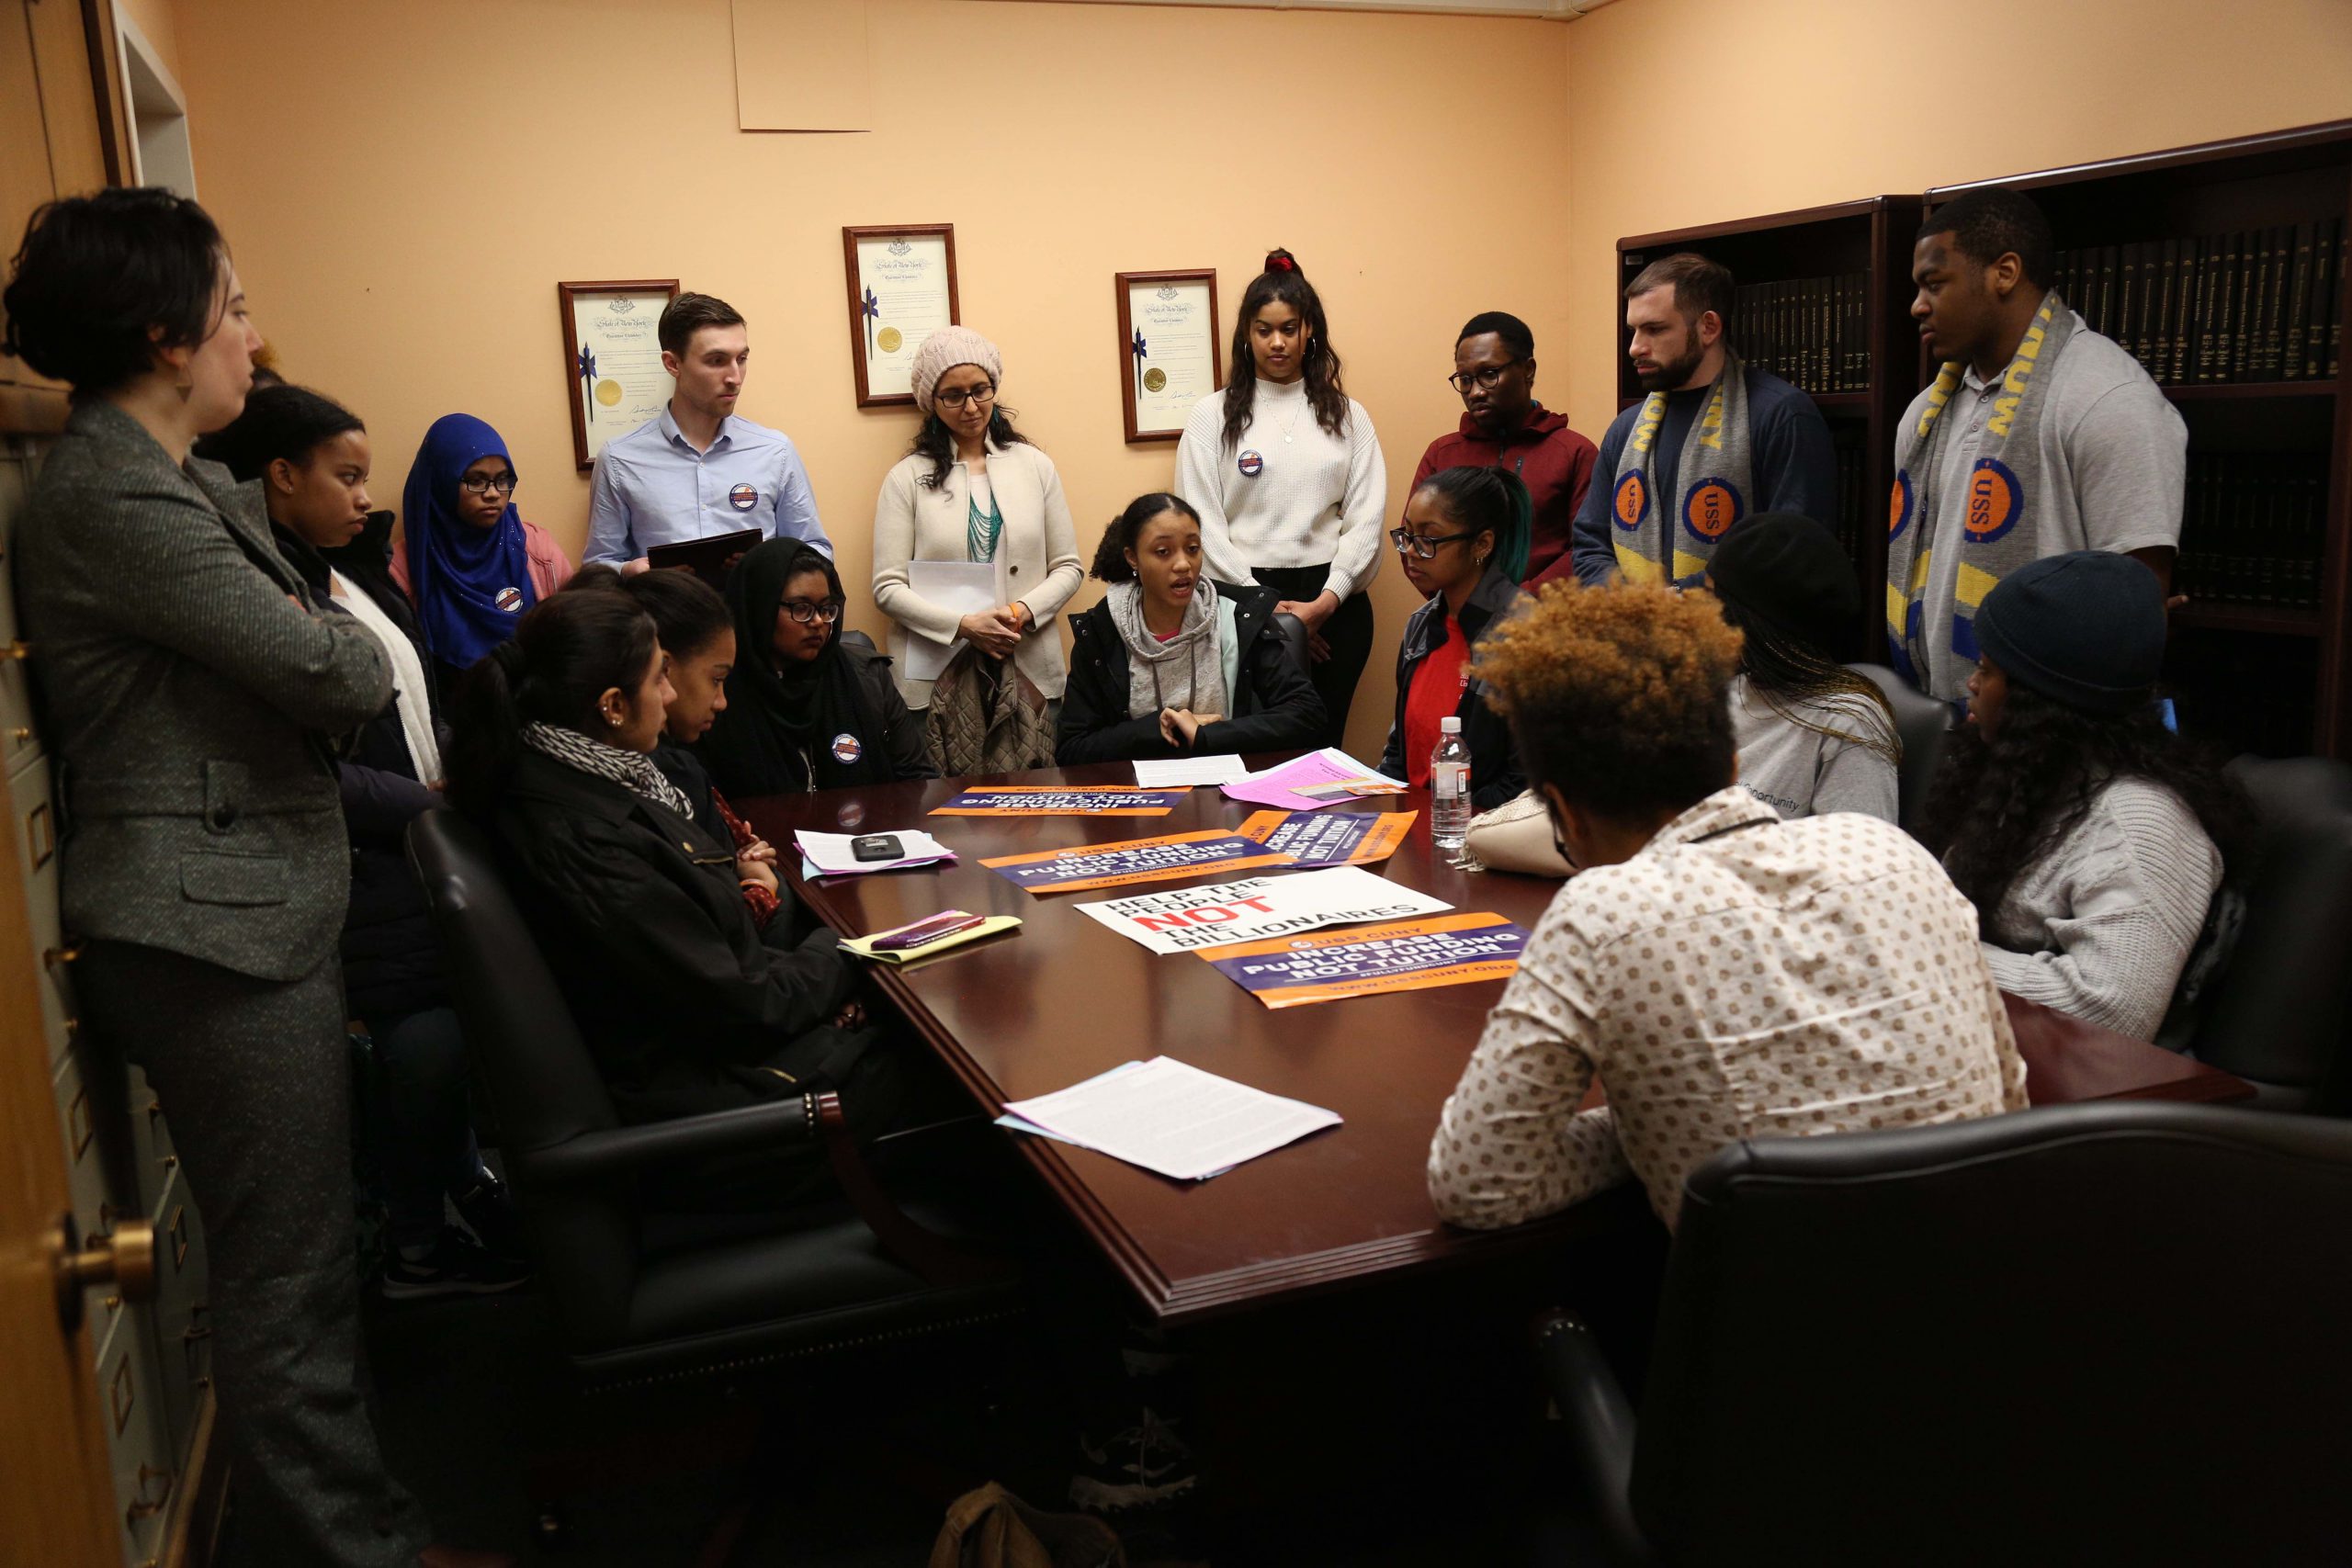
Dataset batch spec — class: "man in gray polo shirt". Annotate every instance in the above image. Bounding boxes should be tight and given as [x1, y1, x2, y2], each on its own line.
[1888, 189, 2184, 703]
[585, 291, 831, 572]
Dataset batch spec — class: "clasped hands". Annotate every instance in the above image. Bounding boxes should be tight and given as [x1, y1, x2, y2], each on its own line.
[1272, 590, 1341, 662]
[1158, 706, 1224, 748]
[956, 602, 1029, 660]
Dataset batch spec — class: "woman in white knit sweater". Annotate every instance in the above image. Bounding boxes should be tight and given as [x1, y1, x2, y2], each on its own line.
[872, 326, 1083, 773]
[1919, 551, 2246, 1043]
[1175, 249, 1385, 748]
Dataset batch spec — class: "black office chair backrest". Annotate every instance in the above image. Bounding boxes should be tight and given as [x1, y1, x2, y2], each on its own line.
[1271, 610, 1311, 678]
[1847, 661, 1948, 833]
[2180, 756, 2352, 1106]
[1630, 1103, 2352, 1563]
[407, 810, 641, 1337]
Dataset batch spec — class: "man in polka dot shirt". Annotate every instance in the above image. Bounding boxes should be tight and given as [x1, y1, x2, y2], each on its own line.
[1428, 581, 2027, 1232]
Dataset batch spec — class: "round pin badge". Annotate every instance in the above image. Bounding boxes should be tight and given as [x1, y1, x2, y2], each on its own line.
[729, 483, 759, 512]
[1611, 468, 1651, 532]
[494, 586, 524, 613]
[831, 733, 864, 764]
[1238, 449, 1264, 479]
[1963, 457, 2024, 545]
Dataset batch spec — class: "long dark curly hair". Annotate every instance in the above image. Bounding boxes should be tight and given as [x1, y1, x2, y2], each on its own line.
[1918, 685, 2249, 937]
[1220, 249, 1349, 449]
[910, 403, 1031, 491]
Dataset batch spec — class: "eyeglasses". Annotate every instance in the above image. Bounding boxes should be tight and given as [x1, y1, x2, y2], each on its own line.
[457, 471, 519, 497]
[779, 598, 843, 626]
[1388, 527, 1479, 559]
[933, 383, 997, 411]
[1445, 360, 1525, 395]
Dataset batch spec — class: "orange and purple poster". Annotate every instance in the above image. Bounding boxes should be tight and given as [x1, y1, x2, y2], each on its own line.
[982, 829, 1295, 896]
[1199, 911, 1529, 1009]
[930, 785, 1189, 818]
[1235, 810, 1415, 868]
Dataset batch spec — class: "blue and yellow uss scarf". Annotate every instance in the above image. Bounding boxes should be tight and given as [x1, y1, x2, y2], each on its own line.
[1885, 296, 2079, 691]
[1607, 353, 1754, 587]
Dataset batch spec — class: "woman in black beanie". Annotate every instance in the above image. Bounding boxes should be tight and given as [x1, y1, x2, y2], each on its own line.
[1919, 550, 2245, 1043]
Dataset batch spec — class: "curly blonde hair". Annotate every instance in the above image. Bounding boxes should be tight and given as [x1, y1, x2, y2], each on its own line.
[1475, 581, 1744, 816]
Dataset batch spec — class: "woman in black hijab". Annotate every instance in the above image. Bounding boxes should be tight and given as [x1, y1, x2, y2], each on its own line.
[699, 539, 935, 795]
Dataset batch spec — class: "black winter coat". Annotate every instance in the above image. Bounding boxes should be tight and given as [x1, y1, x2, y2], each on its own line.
[1056, 583, 1326, 764]
[491, 749, 870, 1124]
[276, 515, 450, 1021]
[1377, 563, 1526, 812]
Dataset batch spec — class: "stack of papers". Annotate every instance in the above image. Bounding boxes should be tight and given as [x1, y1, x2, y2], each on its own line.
[794, 829, 956, 876]
[997, 1056, 1342, 1181]
[1133, 754, 1253, 788]
[1222, 748, 1408, 811]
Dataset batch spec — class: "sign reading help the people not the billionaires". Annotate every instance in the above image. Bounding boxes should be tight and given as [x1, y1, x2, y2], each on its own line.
[1198, 911, 1530, 1009]
[1072, 865, 1450, 955]
[981, 829, 1295, 896]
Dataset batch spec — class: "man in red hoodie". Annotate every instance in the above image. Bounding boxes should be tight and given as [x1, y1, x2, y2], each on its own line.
[1412, 311, 1600, 586]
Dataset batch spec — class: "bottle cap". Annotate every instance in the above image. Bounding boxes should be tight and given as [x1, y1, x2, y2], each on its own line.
[1440, 716, 1462, 734]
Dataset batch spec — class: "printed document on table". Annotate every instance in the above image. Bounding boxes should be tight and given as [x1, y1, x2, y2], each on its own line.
[902, 560, 1004, 682]
[794, 829, 956, 875]
[1000, 1056, 1341, 1181]
[1133, 754, 1253, 788]
[1073, 864, 1451, 954]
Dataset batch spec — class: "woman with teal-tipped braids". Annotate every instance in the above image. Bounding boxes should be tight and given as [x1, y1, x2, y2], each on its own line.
[1377, 466, 1531, 811]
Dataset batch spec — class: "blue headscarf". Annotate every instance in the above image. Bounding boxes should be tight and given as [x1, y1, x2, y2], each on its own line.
[401, 412, 537, 670]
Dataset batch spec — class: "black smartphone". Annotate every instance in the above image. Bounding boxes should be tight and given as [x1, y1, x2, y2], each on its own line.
[851, 833, 905, 863]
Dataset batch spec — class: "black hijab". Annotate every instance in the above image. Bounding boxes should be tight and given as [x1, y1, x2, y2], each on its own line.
[697, 538, 895, 795]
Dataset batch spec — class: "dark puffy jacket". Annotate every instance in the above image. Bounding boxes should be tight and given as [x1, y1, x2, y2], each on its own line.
[1377, 563, 1526, 812]
[1057, 582, 1326, 764]
[277, 514, 449, 1020]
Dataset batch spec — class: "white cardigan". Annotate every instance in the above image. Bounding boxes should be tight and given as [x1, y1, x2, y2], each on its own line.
[871, 437, 1085, 709]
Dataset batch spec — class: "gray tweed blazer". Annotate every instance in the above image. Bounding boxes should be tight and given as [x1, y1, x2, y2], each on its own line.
[15, 400, 392, 982]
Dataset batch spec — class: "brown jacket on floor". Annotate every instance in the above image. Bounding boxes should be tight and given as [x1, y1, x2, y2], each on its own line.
[932, 1483, 1127, 1568]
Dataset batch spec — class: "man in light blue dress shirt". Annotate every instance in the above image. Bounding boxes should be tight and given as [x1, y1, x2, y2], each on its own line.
[584, 292, 831, 572]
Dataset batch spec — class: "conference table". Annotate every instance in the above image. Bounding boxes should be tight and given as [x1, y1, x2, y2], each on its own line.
[739, 760, 2252, 1327]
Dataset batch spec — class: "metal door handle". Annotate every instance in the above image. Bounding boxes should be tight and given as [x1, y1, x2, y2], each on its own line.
[50, 1213, 156, 1333]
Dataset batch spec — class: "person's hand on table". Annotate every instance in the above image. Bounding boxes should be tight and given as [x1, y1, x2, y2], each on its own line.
[957, 606, 1023, 660]
[1159, 707, 1222, 748]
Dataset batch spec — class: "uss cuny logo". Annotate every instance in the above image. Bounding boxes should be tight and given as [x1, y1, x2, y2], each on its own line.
[1611, 469, 1650, 531]
[1680, 479, 1742, 543]
[1963, 457, 2023, 546]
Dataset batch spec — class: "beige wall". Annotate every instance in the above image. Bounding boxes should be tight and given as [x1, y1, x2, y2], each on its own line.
[171, 0, 1577, 762]
[1558, 0, 2352, 442]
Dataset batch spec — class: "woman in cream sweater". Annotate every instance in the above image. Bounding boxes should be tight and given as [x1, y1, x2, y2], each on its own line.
[872, 326, 1084, 774]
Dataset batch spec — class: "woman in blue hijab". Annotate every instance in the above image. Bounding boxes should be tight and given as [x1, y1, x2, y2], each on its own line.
[393, 412, 575, 684]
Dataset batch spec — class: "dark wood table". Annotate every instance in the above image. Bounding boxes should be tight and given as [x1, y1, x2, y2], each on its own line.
[741, 761, 2253, 1325]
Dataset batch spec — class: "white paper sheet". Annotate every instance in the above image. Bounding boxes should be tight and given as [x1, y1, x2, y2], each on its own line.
[794, 829, 956, 875]
[1001, 1057, 1340, 1181]
[902, 560, 1005, 682]
[1132, 754, 1253, 788]
[1072, 864, 1451, 955]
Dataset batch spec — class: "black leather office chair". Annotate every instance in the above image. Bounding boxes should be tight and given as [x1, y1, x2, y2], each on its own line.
[405, 810, 1022, 1390]
[2166, 756, 2352, 1111]
[1535, 1102, 2352, 1565]
[1847, 660, 1950, 834]
[1272, 609, 1312, 677]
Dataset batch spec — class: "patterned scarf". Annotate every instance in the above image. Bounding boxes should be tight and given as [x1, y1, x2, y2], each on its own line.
[521, 722, 696, 821]
[1106, 579, 1227, 721]
[1608, 353, 1754, 587]
[1886, 295, 2078, 687]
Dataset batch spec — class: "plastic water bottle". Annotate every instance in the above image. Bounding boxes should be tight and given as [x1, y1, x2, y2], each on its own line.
[1430, 716, 1471, 851]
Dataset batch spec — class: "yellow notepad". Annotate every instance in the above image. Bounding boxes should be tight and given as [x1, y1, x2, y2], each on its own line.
[842, 914, 1022, 964]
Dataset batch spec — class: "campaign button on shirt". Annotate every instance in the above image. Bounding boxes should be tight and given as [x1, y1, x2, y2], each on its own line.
[831, 732, 864, 764]
[1238, 449, 1263, 479]
[729, 482, 759, 512]
[494, 586, 525, 613]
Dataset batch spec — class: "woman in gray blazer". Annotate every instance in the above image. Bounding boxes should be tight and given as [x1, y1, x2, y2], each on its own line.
[6, 191, 476, 1567]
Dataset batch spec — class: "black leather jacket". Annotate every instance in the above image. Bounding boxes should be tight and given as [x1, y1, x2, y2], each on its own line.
[491, 748, 866, 1123]
[1057, 581, 1326, 764]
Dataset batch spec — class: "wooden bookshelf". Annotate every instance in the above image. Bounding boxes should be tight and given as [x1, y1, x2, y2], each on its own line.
[1616, 196, 1925, 659]
[1928, 119, 2352, 760]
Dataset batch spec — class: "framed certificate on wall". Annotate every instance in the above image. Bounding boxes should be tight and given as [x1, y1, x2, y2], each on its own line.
[843, 224, 960, 408]
[1117, 269, 1222, 443]
[559, 279, 679, 470]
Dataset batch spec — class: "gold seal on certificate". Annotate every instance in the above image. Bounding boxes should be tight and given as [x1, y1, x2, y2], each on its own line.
[560, 279, 680, 470]
[843, 224, 961, 408]
[1116, 269, 1222, 444]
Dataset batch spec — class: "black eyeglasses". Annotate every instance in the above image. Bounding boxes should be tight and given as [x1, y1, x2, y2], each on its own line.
[457, 471, 519, 497]
[1445, 360, 1525, 395]
[933, 383, 998, 411]
[779, 598, 843, 626]
[1388, 527, 1479, 560]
